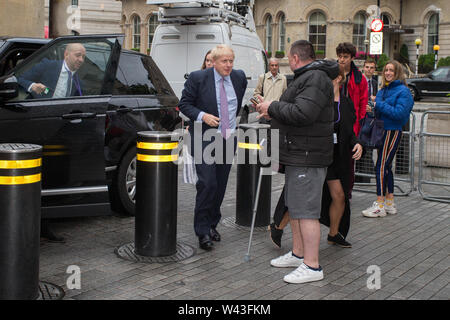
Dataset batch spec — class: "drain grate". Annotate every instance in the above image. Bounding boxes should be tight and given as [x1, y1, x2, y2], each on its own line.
[115, 241, 196, 263]
[221, 216, 269, 232]
[38, 281, 65, 300]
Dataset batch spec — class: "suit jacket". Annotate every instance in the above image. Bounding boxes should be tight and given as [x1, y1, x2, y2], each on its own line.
[17, 58, 82, 99]
[179, 67, 247, 136]
[366, 75, 378, 97]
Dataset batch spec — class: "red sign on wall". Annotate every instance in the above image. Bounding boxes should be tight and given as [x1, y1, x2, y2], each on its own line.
[44, 26, 49, 39]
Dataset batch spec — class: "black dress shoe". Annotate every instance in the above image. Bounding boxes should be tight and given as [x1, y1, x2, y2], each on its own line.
[199, 234, 214, 251]
[209, 228, 221, 242]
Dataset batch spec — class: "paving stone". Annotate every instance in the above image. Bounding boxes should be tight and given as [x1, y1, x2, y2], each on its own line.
[38, 168, 449, 301]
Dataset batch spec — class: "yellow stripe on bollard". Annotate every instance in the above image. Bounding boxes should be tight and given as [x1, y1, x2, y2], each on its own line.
[137, 154, 178, 162]
[238, 142, 261, 150]
[0, 173, 41, 185]
[137, 142, 179, 150]
[0, 158, 41, 169]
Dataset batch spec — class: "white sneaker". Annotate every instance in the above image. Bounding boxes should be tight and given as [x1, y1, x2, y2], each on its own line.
[270, 251, 303, 268]
[283, 263, 324, 284]
[362, 201, 387, 218]
[385, 202, 397, 215]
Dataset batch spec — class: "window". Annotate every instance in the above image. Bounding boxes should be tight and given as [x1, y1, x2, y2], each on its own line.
[309, 12, 326, 58]
[428, 13, 439, 54]
[430, 67, 448, 80]
[278, 13, 286, 52]
[148, 15, 158, 52]
[265, 15, 272, 53]
[132, 16, 141, 50]
[11, 38, 115, 101]
[113, 53, 173, 96]
[381, 13, 390, 28]
[71, 0, 78, 6]
[353, 12, 367, 53]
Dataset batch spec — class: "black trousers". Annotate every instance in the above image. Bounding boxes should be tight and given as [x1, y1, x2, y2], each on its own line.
[192, 135, 236, 237]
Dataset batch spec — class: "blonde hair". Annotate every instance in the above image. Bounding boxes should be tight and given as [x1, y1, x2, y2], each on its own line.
[381, 60, 406, 87]
[210, 44, 234, 61]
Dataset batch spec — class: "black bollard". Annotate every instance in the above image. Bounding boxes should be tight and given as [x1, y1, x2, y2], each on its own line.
[0, 143, 42, 300]
[135, 131, 179, 257]
[236, 124, 271, 227]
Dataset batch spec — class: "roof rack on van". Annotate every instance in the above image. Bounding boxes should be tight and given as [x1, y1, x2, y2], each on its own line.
[146, 0, 253, 27]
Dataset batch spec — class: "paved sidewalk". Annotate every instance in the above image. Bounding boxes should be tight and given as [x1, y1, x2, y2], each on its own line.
[40, 167, 449, 300]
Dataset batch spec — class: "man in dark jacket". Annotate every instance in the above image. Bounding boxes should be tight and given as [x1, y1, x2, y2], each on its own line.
[255, 40, 338, 284]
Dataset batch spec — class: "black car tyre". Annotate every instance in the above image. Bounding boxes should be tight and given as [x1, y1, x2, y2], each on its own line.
[408, 86, 420, 101]
[113, 147, 136, 216]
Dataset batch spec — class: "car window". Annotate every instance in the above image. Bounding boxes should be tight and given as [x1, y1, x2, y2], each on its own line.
[10, 38, 116, 101]
[113, 53, 174, 96]
[0, 41, 5, 49]
[431, 68, 448, 81]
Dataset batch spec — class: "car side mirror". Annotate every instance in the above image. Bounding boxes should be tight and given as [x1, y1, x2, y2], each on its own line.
[0, 82, 18, 100]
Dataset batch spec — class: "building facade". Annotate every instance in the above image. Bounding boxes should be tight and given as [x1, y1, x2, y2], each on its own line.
[119, 0, 160, 54]
[46, 0, 122, 37]
[0, 0, 46, 37]
[254, 0, 449, 73]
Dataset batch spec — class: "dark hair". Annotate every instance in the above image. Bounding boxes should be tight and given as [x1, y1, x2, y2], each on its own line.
[336, 42, 356, 58]
[364, 59, 376, 67]
[290, 40, 315, 61]
[201, 49, 212, 70]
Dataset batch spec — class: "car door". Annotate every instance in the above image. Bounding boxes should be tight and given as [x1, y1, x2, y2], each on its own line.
[0, 35, 122, 209]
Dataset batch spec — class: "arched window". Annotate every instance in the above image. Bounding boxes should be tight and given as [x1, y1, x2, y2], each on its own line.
[428, 13, 439, 54]
[381, 13, 390, 28]
[353, 12, 367, 53]
[265, 15, 272, 53]
[148, 14, 158, 52]
[132, 16, 141, 50]
[278, 13, 286, 52]
[309, 11, 326, 58]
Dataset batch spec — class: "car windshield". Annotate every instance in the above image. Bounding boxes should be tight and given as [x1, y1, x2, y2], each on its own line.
[430, 68, 449, 80]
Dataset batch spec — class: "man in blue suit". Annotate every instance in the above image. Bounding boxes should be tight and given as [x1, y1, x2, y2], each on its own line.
[179, 44, 247, 251]
[18, 43, 85, 99]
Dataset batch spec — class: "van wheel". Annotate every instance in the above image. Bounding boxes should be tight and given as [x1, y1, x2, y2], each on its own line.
[113, 147, 136, 216]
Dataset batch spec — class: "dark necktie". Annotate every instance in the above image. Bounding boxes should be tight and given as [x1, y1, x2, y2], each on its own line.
[368, 78, 373, 96]
[220, 77, 230, 139]
[66, 70, 73, 97]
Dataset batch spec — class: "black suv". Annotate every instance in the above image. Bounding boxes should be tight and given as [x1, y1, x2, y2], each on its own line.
[0, 37, 50, 76]
[0, 34, 180, 218]
[406, 66, 450, 101]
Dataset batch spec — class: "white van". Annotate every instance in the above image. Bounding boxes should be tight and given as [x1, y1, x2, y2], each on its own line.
[148, 0, 268, 113]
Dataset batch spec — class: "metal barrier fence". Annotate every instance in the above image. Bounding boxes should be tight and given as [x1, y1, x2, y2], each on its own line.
[418, 111, 450, 203]
[354, 112, 416, 196]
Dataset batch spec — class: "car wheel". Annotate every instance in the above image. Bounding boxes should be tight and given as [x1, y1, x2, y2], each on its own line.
[408, 86, 420, 101]
[113, 147, 136, 216]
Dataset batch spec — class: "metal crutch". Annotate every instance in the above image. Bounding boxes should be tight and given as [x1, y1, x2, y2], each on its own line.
[244, 165, 265, 262]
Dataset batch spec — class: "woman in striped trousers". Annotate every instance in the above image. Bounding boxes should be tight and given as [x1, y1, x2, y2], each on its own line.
[362, 60, 414, 218]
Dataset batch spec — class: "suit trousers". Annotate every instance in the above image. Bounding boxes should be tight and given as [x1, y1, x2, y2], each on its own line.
[193, 135, 236, 237]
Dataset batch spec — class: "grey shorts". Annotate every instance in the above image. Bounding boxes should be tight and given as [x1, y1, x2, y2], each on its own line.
[284, 166, 327, 219]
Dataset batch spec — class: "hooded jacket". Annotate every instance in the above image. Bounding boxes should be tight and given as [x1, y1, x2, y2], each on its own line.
[346, 61, 368, 135]
[375, 80, 414, 130]
[268, 59, 339, 167]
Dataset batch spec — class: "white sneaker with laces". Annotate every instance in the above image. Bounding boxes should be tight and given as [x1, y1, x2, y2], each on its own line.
[362, 201, 386, 217]
[283, 263, 324, 284]
[385, 201, 397, 215]
[270, 251, 303, 268]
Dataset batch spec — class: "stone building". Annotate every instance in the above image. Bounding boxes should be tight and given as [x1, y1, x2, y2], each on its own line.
[253, 0, 449, 73]
[46, 0, 122, 37]
[119, 0, 160, 54]
[0, 0, 46, 37]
